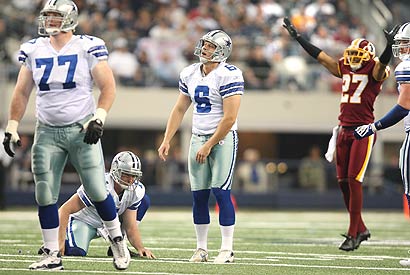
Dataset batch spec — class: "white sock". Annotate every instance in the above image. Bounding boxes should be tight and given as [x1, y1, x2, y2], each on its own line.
[42, 227, 59, 251]
[194, 224, 209, 251]
[102, 216, 122, 240]
[220, 224, 235, 251]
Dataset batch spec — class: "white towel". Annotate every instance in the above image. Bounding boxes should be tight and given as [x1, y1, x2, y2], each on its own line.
[325, 126, 339, 163]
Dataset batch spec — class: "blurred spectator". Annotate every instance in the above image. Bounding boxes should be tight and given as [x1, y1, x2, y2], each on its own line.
[152, 51, 187, 88]
[243, 45, 278, 90]
[236, 148, 269, 193]
[0, 0, 392, 93]
[298, 145, 327, 193]
[108, 37, 142, 86]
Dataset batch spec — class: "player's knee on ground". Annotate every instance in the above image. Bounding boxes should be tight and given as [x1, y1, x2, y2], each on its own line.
[64, 240, 87, 256]
[212, 188, 235, 226]
[192, 190, 211, 224]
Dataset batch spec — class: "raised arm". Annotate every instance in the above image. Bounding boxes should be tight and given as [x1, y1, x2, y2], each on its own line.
[282, 17, 340, 77]
[372, 25, 400, 81]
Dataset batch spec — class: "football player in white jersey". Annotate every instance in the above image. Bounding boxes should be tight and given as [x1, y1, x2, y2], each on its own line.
[352, 22, 410, 266]
[55, 151, 156, 259]
[158, 30, 244, 263]
[1, 0, 130, 270]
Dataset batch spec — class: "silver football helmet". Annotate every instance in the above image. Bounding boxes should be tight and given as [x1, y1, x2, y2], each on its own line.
[110, 151, 143, 190]
[393, 22, 410, 61]
[194, 30, 232, 63]
[38, 0, 78, 36]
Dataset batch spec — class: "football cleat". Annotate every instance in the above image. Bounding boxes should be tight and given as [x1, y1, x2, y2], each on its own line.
[109, 236, 130, 270]
[107, 246, 140, 258]
[355, 229, 371, 249]
[339, 234, 356, 251]
[29, 248, 63, 270]
[189, 248, 208, 262]
[214, 250, 234, 264]
[400, 258, 410, 266]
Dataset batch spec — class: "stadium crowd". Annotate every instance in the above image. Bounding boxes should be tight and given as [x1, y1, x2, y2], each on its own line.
[0, 0, 406, 92]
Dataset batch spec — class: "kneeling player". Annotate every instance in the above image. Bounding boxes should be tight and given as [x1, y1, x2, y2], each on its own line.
[46, 151, 156, 259]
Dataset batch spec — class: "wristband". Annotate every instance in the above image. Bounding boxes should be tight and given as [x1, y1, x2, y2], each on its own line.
[374, 104, 409, 130]
[379, 45, 393, 65]
[93, 108, 107, 125]
[295, 36, 322, 59]
[5, 120, 19, 133]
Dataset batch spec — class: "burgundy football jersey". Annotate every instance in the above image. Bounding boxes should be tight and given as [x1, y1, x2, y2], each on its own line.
[337, 58, 388, 126]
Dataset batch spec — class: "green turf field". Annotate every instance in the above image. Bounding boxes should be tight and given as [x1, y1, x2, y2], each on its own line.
[1, 207, 410, 274]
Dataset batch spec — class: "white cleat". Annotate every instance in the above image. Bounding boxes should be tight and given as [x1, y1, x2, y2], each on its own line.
[109, 236, 130, 270]
[400, 259, 410, 266]
[29, 248, 63, 270]
[189, 248, 208, 262]
[213, 250, 234, 264]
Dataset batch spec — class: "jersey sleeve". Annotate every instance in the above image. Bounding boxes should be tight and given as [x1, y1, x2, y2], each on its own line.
[76, 185, 94, 207]
[395, 61, 410, 84]
[219, 64, 244, 99]
[127, 182, 146, 210]
[178, 64, 196, 96]
[18, 38, 41, 70]
[81, 35, 109, 69]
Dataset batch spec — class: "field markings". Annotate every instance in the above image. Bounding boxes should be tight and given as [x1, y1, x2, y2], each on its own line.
[2, 257, 410, 273]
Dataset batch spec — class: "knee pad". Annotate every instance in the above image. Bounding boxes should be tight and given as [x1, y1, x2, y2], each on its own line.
[212, 188, 235, 226]
[64, 240, 87, 256]
[192, 190, 210, 224]
[35, 180, 56, 206]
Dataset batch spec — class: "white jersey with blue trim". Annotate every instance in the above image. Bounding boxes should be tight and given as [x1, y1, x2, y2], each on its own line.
[18, 35, 109, 126]
[395, 60, 410, 132]
[72, 173, 146, 229]
[179, 62, 244, 135]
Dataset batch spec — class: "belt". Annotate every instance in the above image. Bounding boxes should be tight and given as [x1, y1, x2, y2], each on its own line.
[341, 125, 359, 130]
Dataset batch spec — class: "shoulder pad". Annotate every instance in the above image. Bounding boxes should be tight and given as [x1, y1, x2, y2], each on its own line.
[77, 35, 109, 59]
[395, 61, 410, 83]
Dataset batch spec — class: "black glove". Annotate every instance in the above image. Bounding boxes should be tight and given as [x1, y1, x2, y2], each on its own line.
[384, 24, 400, 46]
[83, 119, 104, 144]
[3, 132, 21, 157]
[282, 17, 299, 38]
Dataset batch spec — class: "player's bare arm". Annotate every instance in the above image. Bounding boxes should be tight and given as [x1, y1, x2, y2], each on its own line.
[9, 66, 35, 121]
[317, 52, 341, 77]
[196, 95, 241, 164]
[158, 94, 191, 161]
[92, 60, 116, 113]
[58, 194, 86, 254]
[121, 209, 156, 259]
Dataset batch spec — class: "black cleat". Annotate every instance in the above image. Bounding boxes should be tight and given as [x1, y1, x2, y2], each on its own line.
[355, 229, 371, 249]
[107, 246, 140, 258]
[339, 234, 356, 251]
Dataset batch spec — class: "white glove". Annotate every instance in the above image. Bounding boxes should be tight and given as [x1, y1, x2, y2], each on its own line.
[3, 120, 21, 157]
